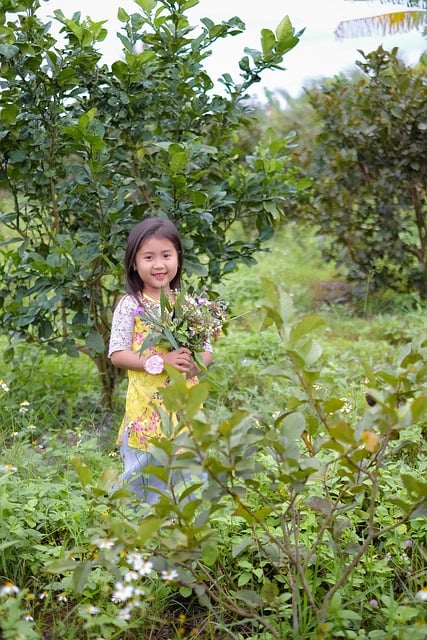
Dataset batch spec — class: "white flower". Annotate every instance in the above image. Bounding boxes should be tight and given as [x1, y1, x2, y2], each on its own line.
[0, 463, 17, 473]
[19, 400, 30, 413]
[161, 569, 178, 582]
[81, 605, 100, 614]
[415, 587, 427, 602]
[117, 606, 132, 620]
[127, 553, 153, 576]
[0, 380, 10, 392]
[124, 570, 139, 582]
[94, 537, 115, 550]
[57, 593, 68, 602]
[23, 615, 34, 621]
[0, 582, 20, 596]
[112, 582, 134, 603]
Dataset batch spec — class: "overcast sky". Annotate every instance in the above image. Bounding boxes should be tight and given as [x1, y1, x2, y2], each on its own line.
[38, 0, 426, 99]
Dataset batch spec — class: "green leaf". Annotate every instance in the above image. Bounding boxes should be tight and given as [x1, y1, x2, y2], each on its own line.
[71, 457, 92, 487]
[169, 150, 188, 175]
[260, 28, 276, 58]
[0, 43, 19, 59]
[289, 314, 325, 343]
[279, 411, 306, 440]
[201, 540, 218, 566]
[275, 15, 293, 42]
[234, 589, 264, 608]
[186, 381, 210, 419]
[85, 329, 105, 354]
[411, 395, 427, 422]
[73, 560, 94, 593]
[402, 474, 427, 498]
[0, 103, 19, 124]
[136, 518, 162, 545]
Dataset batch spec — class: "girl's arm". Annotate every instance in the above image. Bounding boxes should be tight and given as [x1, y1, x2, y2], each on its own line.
[111, 347, 197, 373]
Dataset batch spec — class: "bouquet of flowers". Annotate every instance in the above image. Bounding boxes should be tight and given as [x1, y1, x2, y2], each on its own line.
[134, 288, 228, 370]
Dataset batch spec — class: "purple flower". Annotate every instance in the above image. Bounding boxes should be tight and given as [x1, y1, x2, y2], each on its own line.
[133, 305, 146, 316]
[369, 599, 379, 607]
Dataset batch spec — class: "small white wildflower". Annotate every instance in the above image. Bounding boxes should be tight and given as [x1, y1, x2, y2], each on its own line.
[0, 582, 20, 596]
[112, 582, 134, 603]
[38, 591, 48, 600]
[19, 400, 30, 413]
[124, 570, 139, 582]
[0, 463, 17, 473]
[57, 593, 68, 602]
[161, 569, 178, 583]
[94, 537, 115, 550]
[138, 560, 153, 576]
[340, 398, 352, 413]
[117, 606, 132, 621]
[27, 424, 37, 430]
[23, 615, 34, 621]
[415, 587, 427, 602]
[82, 605, 100, 614]
[0, 380, 10, 392]
[271, 411, 281, 419]
[127, 553, 153, 576]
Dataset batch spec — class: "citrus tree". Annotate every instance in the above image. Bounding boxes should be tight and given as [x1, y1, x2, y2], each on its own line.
[292, 47, 427, 299]
[0, 0, 303, 406]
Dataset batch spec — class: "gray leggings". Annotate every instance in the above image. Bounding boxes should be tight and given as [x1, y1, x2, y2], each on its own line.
[120, 429, 195, 505]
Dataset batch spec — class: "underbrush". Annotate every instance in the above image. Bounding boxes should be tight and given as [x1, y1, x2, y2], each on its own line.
[1, 227, 426, 639]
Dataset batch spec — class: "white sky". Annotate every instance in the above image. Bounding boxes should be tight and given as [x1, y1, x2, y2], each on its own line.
[37, 0, 426, 99]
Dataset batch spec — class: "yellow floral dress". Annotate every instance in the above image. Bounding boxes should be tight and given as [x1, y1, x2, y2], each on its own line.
[109, 293, 206, 451]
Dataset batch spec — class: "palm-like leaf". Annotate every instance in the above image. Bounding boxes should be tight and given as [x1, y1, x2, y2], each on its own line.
[335, 9, 427, 38]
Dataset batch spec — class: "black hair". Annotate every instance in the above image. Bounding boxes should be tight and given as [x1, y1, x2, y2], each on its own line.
[124, 217, 183, 297]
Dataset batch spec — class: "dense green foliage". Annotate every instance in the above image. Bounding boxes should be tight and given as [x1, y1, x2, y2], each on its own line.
[1, 228, 426, 640]
[0, 0, 303, 406]
[287, 48, 427, 300]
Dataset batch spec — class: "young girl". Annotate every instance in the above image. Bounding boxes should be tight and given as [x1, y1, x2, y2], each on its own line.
[108, 217, 213, 503]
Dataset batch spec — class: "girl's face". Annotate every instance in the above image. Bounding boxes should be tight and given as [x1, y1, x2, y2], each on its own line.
[134, 235, 179, 299]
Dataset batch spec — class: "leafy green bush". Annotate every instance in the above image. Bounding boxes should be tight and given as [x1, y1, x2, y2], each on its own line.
[28, 282, 426, 640]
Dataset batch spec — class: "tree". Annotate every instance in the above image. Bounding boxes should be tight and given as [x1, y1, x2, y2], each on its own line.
[0, 0, 303, 407]
[335, 0, 427, 39]
[292, 47, 427, 299]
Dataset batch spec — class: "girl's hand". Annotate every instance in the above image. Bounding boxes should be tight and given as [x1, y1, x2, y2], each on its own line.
[162, 347, 193, 372]
[186, 351, 213, 378]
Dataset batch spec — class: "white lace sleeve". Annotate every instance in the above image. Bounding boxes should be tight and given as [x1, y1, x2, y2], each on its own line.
[108, 295, 140, 357]
[203, 337, 213, 353]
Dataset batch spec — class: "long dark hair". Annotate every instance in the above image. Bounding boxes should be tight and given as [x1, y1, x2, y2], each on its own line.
[124, 217, 183, 297]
